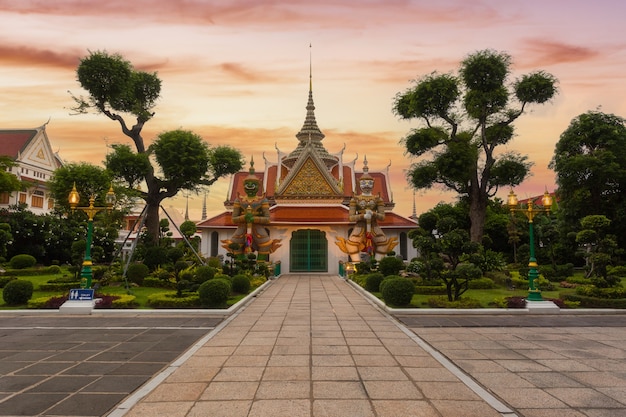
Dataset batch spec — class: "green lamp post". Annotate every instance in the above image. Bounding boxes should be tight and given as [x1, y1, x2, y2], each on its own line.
[68, 183, 116, 289]
[507, 189, 553, 301]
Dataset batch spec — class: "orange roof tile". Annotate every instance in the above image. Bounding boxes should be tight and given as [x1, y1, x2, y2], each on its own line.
[197, 205, 417, 229]
[0, 129, 37, 158]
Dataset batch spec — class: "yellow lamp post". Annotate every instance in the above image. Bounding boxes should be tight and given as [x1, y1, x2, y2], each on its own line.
[507, 189, 553, 301]
[68, 183, 116, 289]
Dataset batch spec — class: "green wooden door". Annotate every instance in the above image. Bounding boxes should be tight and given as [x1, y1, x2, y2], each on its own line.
[290, 229, 328, 272]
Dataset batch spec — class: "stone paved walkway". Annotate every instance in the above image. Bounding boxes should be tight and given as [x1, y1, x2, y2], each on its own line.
[113, 275, 509, 417]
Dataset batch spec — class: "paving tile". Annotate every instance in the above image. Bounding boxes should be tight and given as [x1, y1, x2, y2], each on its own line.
[313, 381, 367, 399]
[26, 375, 98, 393]
[493, 387, 567, 408]
[545, 387, 624, 408]
[313, 399, 375, 417]
[519, 410, 588, 417]
[0, 392, 67, 415]
[200, 381, 259, 400]
[144, 382, 206, 402]
[45, 392, 127, 416]
[262, 366, 310, 381]
[357, 365, 408, 381]
[267, 354, 309, 366]
[213, 366, 265, 382]
[224, 355, 269, 367]
[312, 366, 360, 381]
[255, 381, 310, 399]
[429, 399, 505, 417]
[371, 399, 440, 417]
[404, 367, 458, 382]
[248, 399, 309, 417]
[363, 380, 423, 399]
[187, 400, 252, 417]
[414, 381, 479, 400]
[165, 365, 220, 383]
[123, 401, 195, 417]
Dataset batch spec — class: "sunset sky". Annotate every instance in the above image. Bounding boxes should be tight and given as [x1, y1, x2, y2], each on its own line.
[1, 0, 625, 221]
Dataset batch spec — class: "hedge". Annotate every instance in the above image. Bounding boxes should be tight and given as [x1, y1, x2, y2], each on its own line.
[39, 282, 82, 291]
[562, 293, 626, 309]
[110, 294, 138, 308]
[414, 285, 447, 295]
[147, 292, 200, 308]
[143, 277, 176, 289]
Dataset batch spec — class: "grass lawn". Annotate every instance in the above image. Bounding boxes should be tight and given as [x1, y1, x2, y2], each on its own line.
[367, 282, 580, 309]
[409, 287, 575, 308]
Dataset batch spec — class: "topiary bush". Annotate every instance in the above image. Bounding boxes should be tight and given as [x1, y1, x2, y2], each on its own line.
[381, 277, 414, 307]
[147, 292, 200, 308]
[3, 279, 34, 305]
[207, 257, 221, 268]
[379, 256, 405, 277]
[468, 277, 496, 289]
[126, 263, 150, 285]
[9, 254, 37, 269]
[194, 265, 216, 284]
[46, 265, 62, 274]
[198, 279, 231, 308]
[365, 272, 385, 292]
[0, 276, 17, 288]
[231, 274, 251, 294]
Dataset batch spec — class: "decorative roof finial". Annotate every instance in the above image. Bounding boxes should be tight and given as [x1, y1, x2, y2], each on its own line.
[361, 155, 373, 180]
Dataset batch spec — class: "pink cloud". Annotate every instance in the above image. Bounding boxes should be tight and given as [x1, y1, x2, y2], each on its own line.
[0, 0, 506, 30]
[0, 45, 80, 69]
[520, 38, 599, 67]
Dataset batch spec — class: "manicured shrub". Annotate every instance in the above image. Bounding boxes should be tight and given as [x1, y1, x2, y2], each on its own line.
[427, 296, 482, 308]
[126, 263, 150, 285]
[207, 257, 221, 268]
[143, 277, 175, 288]
[365, 272, 385, 292]
[142, 246, 168, 271]
[198, 279, 231, 308]
[468, 277, 496, 289]
[562, 293, 626, 308]
[2, 279, 34, 305]
[381, 277, 414, 307]
[214, 273, 231, 282]
[194, 265, 216, 284]
[9, 254, 37, 269]
[0, 276, 17, 288]
[379, 275, 403, 294]
[413, 284, 447, 295]
[379, 256, 405, 277]
[505, 296, 526, 308]
[109, 294, 137, 308]
[179, 269, 194, 282]
[146, 292, 200, 308]
[231, 274, 251, 294]
[46, 265, 62, 274]
[28, 295, 67, 309]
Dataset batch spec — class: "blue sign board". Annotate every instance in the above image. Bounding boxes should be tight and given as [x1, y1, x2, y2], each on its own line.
[69, 289, 94, 301]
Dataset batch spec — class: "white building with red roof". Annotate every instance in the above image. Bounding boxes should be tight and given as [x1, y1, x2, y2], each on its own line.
[197, 80, 418, 274]
[0, 123, 63, 215]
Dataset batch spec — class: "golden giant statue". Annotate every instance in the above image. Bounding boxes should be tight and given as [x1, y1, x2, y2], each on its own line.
[222, 159, 281, 261]
[336, 158, 398, 262]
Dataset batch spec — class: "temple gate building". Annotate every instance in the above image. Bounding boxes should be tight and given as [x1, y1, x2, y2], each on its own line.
[196, 80, 418, 274]
[0, 123, 63, 215]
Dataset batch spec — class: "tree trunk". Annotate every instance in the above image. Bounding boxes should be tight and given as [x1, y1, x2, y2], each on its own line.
[469, 188, 488, 243]
[144, 186, 161, 245]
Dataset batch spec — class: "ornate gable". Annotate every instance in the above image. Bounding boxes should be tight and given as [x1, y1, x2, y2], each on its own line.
[275, 143, 343, 202]
[21, 128, 59, 171]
